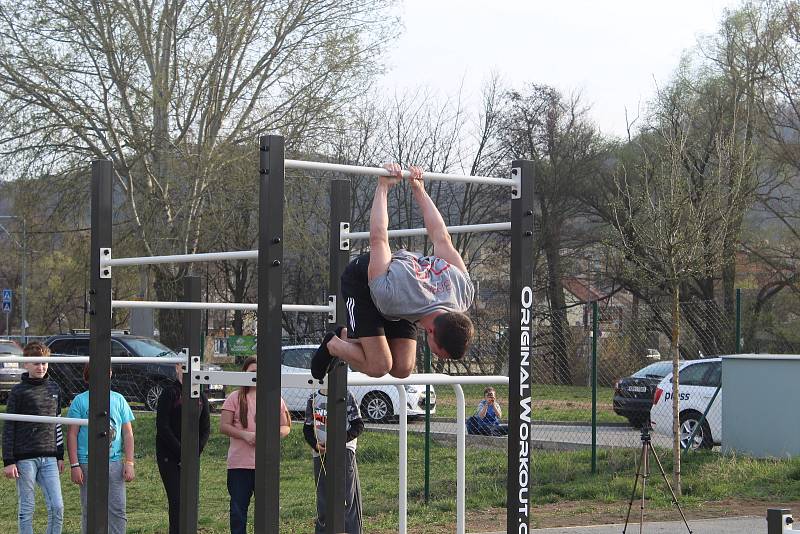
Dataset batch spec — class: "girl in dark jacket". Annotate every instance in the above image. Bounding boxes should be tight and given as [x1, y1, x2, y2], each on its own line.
[155, 363, 210, 534]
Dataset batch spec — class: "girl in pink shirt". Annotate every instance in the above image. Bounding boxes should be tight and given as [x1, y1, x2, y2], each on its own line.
[220, 356, 291, 534]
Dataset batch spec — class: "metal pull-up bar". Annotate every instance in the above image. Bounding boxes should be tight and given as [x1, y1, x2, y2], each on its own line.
[345, 221, 511, 241]
[110, 300, 332, 314]
[285, 159, 515, 187]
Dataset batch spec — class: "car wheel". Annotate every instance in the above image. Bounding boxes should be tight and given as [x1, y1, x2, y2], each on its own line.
[361, 392, 394, 423]
[144, 382, 165, 411]
[679, 411, 713, 450]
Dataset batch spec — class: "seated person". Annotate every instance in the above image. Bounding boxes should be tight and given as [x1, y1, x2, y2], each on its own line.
[466, 387, 508, 436]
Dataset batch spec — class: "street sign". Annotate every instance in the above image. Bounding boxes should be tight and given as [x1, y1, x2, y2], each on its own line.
[2, 289, 10, 303]
[1, 301, 10, 314]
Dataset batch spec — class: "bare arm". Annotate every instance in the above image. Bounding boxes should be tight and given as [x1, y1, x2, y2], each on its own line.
[122, 422, 135, 482]
[367, 164, 402, 281]
[407, 168, 468, 273]
[280, 402, 291, 438]
[220, 410, 256, 445]
[67, 426, 83, 485]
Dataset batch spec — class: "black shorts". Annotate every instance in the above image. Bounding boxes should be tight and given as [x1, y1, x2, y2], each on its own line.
[340, 253, 417, 340]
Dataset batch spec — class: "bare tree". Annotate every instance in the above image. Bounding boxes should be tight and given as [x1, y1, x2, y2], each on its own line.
[608, 118, 753, 495]
[0, 0, 395, 347]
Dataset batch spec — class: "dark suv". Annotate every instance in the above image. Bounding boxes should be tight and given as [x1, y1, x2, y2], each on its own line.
[45, 333, 224, 410]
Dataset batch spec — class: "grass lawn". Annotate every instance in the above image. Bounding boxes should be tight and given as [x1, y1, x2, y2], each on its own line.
[2, 410, 800, 532]
[434, 383, 628, 424]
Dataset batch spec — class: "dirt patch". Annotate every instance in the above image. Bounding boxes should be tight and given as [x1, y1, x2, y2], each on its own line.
[448, 499, 800, 532]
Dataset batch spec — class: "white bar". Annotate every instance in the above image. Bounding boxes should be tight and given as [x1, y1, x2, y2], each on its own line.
[346, 222, 511, 240]
[285, 159, 513, 187]
[103, 249, 258, 267]
[396, 385, 408, 534]
[0, 356, 187, 364]
[455, 383, 466, 534]
[0, 413, 88, 426]
[195, 371, 508, 389]
[111, 300, 332, 314]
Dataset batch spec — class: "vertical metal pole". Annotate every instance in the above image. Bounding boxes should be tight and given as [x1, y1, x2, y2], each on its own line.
[325, 178, 350, 534]
[591, 301, 598, 474]
[20, 218, 26, 340]
[179, 276, 201, 534]
[88, 160, 113, 534]
[508, 161, 534, 534]
[424, 339, 431, 504]
[735, 287, 742, 353]
[255, 135, 285, 534]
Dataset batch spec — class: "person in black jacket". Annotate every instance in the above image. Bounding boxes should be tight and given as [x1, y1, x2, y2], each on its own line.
[2, 341, 64, 534]
[304, 388, 364, 534]
[155, 363, 210, 534]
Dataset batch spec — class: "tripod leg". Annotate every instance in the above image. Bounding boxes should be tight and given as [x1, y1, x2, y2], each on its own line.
[648, 443, 693, 534]
[622, 442, 646, 534]
[639, 444, 648, 534]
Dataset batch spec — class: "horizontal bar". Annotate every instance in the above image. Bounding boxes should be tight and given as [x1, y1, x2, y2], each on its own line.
[347, 221, 511, 240]
[193, 371, 509, 388]
[285, 159, 513, 187]
[103, 249, 258, 267]
[0, 356, 188, 364]
[0, 413, 88, 426]
[111, 301, 331, 314]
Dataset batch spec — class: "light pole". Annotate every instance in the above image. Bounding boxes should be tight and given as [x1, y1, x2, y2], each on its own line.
[0, 215, 26, 340]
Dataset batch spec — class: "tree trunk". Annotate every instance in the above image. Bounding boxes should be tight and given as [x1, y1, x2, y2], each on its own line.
[153, 269, 184, 351]
[671, 284, 682, 496]
[721, 259, 736, 353]
[544, 226, 571, 385]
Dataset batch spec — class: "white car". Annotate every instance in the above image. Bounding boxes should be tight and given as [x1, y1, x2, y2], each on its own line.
[280, 345, 436, 423]
[650, 357, 722, 450]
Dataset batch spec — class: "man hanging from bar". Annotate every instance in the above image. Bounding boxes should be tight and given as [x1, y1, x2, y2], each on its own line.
[312, 164, 475, 380]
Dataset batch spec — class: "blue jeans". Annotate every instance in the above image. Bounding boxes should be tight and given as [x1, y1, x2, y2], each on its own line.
[227, 469, 255, 534]
[78, 461, 126, 534]
[16, 457, 64, 534]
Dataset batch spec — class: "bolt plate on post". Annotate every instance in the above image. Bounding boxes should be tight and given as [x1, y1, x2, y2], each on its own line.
[510, 168, 521, 199]
[99, 248, 112, 278]
[328, 295, 336, 323]
[339, 222, 351, 251]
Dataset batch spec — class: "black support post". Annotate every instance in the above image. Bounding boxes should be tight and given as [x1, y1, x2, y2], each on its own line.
[255, 135, 285, 533]
[325, 179, 351, 534]
[88, 160, 113, 534]
[179, 276, 201, 534]
[508, 161, 534, 534]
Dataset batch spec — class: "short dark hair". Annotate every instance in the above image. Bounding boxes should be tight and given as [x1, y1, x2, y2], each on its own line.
[432, 312, 474, 360]
[23, 341, 50, 358]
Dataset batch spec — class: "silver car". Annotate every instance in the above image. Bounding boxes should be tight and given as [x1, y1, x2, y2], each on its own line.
[0, 339, 25, 402]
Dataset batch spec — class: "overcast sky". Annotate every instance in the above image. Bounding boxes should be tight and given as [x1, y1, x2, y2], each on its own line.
[378, 0, 743, 138]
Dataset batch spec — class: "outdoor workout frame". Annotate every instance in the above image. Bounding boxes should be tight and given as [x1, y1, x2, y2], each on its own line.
[82, 136, 533, 534]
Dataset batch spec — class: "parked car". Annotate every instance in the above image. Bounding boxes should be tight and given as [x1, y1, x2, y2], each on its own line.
[649, 357, 722, 450]
[45, 333, 225, 410]
[0, 338, 25, 403]
[280, 344, 436, 422]
[613, 360, 677, 428]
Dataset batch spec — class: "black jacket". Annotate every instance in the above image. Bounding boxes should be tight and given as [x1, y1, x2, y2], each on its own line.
[155, 380, 210, 461]
[2, 372, 64, 466]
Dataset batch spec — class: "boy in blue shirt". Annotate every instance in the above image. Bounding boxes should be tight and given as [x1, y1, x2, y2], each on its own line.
[467, 387, 508, 436]
[66, 364, 135, 534]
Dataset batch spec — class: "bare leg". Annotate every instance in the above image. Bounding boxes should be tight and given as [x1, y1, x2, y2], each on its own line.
[388, 338, 416, 378]
[328, 329, 392, 378]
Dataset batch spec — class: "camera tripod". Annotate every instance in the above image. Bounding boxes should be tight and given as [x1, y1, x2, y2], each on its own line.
[622, 424, 692, 533]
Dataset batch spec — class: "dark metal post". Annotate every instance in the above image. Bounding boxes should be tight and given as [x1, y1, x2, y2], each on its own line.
[325, 178, 350, 534]
[424, 339, 431, 504]
[591, 301, 598, 474]
[508, 161, 534, 534]
[255, 135, 285, 533]
[88, 160, 113, 534]
[735, 287, 742, 353]
[179, 276, 201, 534]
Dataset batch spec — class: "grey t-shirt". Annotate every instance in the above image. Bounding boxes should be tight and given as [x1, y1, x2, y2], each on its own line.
[368, 249, 475, 322]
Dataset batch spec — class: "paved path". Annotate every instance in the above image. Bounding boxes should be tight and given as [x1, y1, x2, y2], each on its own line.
[366, 421, 673, 449]
[480, 515, 764, 533]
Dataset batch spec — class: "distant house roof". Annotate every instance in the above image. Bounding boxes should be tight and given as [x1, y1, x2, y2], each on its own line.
[562, 277, 604, 303]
